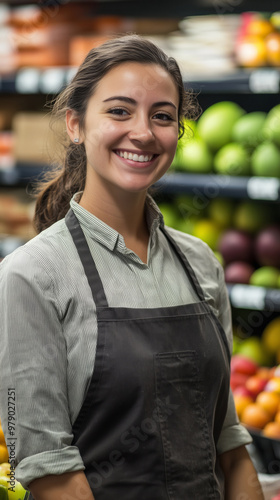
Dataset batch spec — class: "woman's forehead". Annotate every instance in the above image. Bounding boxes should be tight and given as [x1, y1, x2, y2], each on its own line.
[93, 62, 179, 104]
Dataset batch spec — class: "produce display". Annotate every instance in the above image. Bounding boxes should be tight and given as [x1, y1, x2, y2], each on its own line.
[231, 354, 280, 436]
[171, 101, 280, 177]
[158, 195, 280, 288]
[236, 12, 280, 68]
[0, 421, 28, 499]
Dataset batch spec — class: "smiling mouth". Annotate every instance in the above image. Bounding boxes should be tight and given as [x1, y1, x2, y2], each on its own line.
[114, 150, 158, 163]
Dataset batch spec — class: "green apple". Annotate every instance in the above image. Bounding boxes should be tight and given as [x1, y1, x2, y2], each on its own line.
[197, 101, 245, 151]
[0, 476, 28, 500]
[233, 200, 274, 233]
[179, 138, 213, 173]
[263, 104, 280, 147]
[232, 111, 267, 149]
[214, 142, 251, 176]
[238, 337, 273, 366]
[251, 141, 280, 177]
[249, 266, 280, 288]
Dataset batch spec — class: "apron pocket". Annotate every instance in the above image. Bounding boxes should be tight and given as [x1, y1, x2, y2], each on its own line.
[154, 350, 217, 499]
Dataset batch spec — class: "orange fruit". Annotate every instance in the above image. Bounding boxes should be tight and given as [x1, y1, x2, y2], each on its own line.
[256, 391, 280, 417]
[256, 367, 271, 382]
[236, 35, 267, 68]
[241, 403, 271, 429]
[234, 394, 253, 419]
[0, 444, 9, 463]
[263, 421, 280, 439]
[0, 426, 5, 446]
[247, 18, 275, 37]
[275, 411, 280, 424]
[266, 377, 280, 394]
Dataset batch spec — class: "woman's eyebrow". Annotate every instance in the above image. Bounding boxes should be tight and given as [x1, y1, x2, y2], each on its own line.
[103, 96, 177, 110]
[103, 96, 136, 104]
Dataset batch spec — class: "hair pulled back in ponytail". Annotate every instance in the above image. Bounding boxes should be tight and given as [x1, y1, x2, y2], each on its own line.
[33, 34, 199, 233]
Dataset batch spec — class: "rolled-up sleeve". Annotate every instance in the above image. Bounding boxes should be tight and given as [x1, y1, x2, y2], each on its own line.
[215, 260, 252, 454]
[0, 249, 84, 489]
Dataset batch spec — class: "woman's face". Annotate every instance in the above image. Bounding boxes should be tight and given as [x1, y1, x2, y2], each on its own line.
[72, 62, 179, 196]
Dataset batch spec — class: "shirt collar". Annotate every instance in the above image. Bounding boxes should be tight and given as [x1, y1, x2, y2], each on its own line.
[69, 192, 164, 253]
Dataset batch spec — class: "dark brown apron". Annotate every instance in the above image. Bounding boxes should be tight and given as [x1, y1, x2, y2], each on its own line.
[32, 208, 231, 499]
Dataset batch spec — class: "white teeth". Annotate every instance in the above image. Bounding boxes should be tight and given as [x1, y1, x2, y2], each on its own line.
[117, 151, 154, 162]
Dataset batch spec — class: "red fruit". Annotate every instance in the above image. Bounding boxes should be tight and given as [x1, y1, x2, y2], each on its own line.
[231, 355, 258, 376]
[255, 225, 280, 267]
[233, 386, 253, 398]
[245, 375, 267, 399]
[230, 372, 250, 391]
[218, 229, 254, 264]
[225, 261, 255, 284]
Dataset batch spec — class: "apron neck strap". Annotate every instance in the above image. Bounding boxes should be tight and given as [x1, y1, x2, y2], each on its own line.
[65, 208, 108, 308]
[160, 226, 206, 302]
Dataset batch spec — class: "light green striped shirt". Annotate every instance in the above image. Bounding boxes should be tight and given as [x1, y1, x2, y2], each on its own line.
[0, 193, 251, 489]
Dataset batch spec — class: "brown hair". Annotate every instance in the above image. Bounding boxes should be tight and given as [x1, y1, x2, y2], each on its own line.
[33, 34, 199, 233]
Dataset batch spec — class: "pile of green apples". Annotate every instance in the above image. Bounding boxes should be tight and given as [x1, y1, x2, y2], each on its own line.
[172, 101, 280, 177]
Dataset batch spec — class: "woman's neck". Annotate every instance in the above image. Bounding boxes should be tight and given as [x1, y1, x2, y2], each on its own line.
[79, 184, 150, 262]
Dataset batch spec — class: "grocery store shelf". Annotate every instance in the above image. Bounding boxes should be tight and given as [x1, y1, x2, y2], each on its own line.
[0, 164, 49, 186]
[157, 173, 280, 201]
[1, 68, 279, 95]
[227, 284, 280, 311]
[2, 167, 280, 201]
[188, 69, 280, 94]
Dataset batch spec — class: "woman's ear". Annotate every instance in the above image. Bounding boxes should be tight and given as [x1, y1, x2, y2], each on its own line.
[66, 109, 83, 144]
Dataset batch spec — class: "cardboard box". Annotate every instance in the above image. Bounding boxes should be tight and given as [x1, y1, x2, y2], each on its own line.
[12, 112, 64, 164]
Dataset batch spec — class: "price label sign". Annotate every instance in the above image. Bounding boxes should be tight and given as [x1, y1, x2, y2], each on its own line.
[249, 70, 280, 93]
[247, 177, 280, 201]
[15, 68, 40, 94]
[230, 285, 266, 310]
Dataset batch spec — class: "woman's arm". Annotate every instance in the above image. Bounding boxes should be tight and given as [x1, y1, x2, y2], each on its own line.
[220, 444, 264, 500]
[29, 471, 95, 500]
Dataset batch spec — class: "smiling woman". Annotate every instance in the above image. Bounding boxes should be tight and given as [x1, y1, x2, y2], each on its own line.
[0, 34, 264, 500]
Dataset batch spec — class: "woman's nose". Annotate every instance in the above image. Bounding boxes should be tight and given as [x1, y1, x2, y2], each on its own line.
[128, 116, 154, 143]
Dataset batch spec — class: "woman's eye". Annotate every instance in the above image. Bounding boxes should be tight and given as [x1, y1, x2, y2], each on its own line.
[108, 108, 129, 116]
[153, 112, 174, 121]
